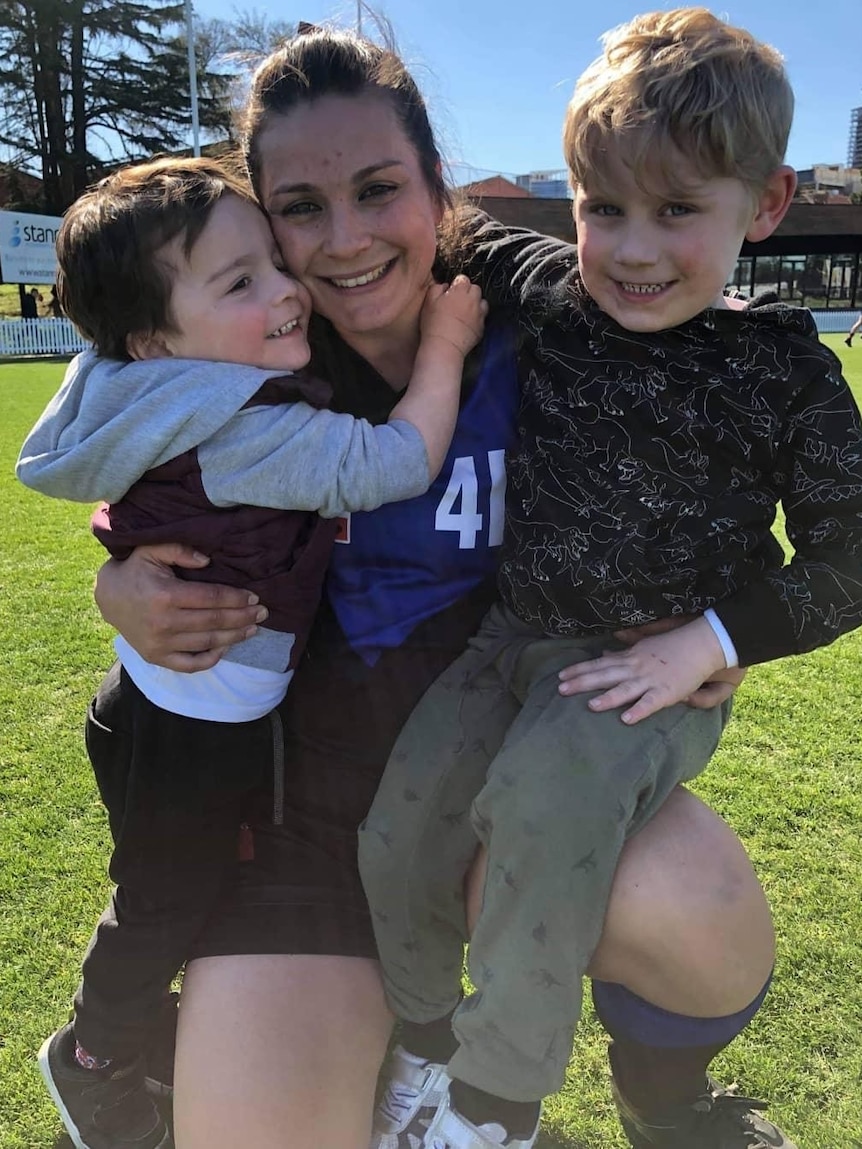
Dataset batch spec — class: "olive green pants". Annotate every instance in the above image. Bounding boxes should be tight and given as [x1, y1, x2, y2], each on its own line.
[358, 603, 730, 1102]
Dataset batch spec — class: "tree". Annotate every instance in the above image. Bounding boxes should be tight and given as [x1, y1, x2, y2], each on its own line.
[0, 1, 234, 211]
[190, 8, 295, 133]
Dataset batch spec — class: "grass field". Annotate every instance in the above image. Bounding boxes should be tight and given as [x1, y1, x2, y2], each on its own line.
[2, 340, 862, 1148]
[0, 283, 55, 319]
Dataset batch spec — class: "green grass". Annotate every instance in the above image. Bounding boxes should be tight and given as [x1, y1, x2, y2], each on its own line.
[2, 343, 862, 1147]
[0, 283, 55, 319]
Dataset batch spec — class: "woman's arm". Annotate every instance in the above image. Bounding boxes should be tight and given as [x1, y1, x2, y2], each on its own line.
[95, 544, 266, 672]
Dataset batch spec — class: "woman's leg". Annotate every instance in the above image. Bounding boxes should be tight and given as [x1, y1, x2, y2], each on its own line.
[173, 954, 392, 1149]
[465, 785, 773, 1015]
[586, 785, 774, 1012]
[465, 785, 792, 1144]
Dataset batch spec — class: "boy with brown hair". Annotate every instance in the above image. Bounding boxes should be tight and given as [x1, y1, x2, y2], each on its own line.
[361, 10, 862, 1149]
[17, 155, 485, 1149]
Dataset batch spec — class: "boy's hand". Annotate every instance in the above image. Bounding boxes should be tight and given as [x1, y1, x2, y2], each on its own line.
[420, 275, 488, 359]
[557, 617, 727, 724]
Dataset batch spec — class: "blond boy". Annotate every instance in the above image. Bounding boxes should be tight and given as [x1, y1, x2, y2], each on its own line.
[361, 10, 862, 1149]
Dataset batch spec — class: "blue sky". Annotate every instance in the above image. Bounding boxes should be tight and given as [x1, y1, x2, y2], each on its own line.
[193, 0, 861, 181]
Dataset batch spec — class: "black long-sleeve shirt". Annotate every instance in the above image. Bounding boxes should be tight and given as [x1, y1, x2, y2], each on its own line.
[460, 213, 862, 667]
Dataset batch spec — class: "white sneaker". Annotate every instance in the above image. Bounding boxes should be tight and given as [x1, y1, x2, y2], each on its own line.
[423, 1091, 541, 1149]
[369, 1046, 451, 1148]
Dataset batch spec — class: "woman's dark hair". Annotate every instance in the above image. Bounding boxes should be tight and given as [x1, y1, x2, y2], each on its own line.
[239, 26, 451, 216]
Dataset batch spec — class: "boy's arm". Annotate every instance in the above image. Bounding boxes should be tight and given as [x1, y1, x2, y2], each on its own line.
[710, 354, 862, 667]
[16, 353, 279, 503]
[389, 276, 486, 479]
[560, 353, 862, 723]
[198, 277, 486, 518]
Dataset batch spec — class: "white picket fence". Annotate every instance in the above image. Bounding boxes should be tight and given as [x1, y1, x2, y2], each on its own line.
[0, 317, 90, 357]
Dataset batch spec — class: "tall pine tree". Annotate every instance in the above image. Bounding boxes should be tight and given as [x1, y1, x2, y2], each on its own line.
[0, 1, 232, 211]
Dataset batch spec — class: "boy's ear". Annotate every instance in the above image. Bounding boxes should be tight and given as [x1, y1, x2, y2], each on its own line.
[745, 165, 797, 243]
[126, 330, 173, 361]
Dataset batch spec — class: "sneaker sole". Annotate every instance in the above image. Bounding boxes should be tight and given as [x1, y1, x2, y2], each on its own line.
[37, 1035, 172, 1149]
[144, 1076, 173, 1101]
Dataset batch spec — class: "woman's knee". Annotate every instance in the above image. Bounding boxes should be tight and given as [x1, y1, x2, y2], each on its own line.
[587, 787, 774, 1016]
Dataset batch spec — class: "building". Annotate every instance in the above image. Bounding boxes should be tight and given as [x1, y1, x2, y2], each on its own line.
[514, 170, 571, 199]
[0, 165, 44, 212]
[849, 108, 862, 169]
[796, 164, 861, 200]
[458, 175, 532, 199]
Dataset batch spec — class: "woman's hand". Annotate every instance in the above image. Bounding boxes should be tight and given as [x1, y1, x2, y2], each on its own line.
[94, 544, 268, 672]
[684, 665, 747, 708]
[557, 618, 727, 724]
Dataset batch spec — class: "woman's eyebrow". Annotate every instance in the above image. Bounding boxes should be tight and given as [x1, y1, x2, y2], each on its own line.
[270, 160, 406, 197]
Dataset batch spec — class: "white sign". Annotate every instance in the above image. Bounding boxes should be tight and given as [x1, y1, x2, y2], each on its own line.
[0, 209, 62, 284]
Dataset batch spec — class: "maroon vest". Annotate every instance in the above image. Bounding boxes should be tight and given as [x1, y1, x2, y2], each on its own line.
[91, 374, 338, 671]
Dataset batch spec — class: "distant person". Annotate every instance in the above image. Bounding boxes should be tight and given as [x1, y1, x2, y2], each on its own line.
[845, 312, 862, 346]
[49, 285, 63, 318]
[359, 9, 862, 1149]
[16, 155, 484, 1149]
[21, 286, 39, 319]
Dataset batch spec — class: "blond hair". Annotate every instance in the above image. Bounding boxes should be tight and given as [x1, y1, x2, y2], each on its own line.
[562, 7, 793, 193]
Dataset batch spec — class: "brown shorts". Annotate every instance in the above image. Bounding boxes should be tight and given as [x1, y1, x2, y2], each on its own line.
[189, 586, 496, 961]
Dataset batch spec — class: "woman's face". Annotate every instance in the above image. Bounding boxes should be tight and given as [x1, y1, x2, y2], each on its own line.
[257, 92, 442, 347]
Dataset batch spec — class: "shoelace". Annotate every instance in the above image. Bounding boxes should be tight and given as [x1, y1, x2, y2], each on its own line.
[698, 1083, 779, 1146]
[378, 1079, 426, 1125]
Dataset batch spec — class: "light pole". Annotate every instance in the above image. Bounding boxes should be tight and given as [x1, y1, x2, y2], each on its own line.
[185, 0, 201, 156]
[356, 0, 363, 34]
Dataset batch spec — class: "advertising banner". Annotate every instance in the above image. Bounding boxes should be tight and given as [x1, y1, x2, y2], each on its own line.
[0, 210, 61, 284]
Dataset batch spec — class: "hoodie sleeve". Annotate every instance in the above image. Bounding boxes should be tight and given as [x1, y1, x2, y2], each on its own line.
[16, 352, 280, 503]
[196, 404, 430, 517]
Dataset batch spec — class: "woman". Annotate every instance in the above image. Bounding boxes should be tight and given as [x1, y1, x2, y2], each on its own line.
[94, 27, 785, 1149]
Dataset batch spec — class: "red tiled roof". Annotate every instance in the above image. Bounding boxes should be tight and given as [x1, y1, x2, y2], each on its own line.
[459, 175, 533, 199]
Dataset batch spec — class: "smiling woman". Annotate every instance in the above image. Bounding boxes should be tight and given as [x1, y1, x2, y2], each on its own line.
[255, 94, 441, 364]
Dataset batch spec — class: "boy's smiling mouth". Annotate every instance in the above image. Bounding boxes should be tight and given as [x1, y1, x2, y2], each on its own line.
[618, 281, 671, 295]
[268, 318, 301, 338]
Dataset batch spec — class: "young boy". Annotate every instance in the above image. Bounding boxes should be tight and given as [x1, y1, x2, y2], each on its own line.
[359, 10, 862, 1149]
[16, 155, 485, 1149]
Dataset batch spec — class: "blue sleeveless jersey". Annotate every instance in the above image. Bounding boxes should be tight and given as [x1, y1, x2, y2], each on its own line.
[326, 321, 520, 664]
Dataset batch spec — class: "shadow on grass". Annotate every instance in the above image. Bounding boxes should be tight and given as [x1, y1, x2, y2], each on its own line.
[47, 1121, 593, 1149]
[536, 1131, 595, 1149]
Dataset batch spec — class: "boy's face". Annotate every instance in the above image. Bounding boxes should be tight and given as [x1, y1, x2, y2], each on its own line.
[150, 195, 312, 371]
[573, 146, 765, 332]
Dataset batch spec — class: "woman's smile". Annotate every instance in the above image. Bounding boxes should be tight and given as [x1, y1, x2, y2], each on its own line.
[259, 92, 441, 350]
[326, 259, 396, 290]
